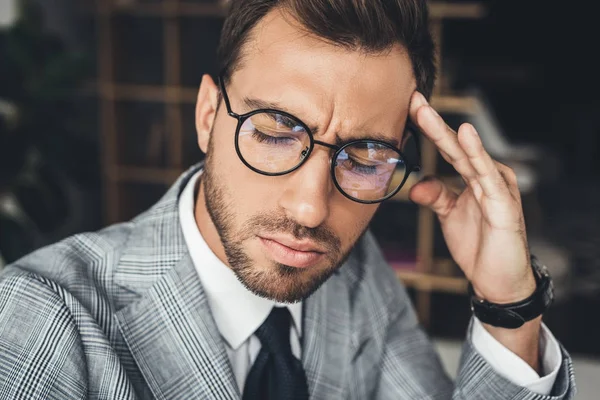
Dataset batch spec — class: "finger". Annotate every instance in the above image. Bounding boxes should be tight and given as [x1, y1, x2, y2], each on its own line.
[409, 92, 478, 182]
[495, 161, 522, 204]
[408, 91, 455, 166]
[457, 123, 511, 200]
[409, 176, 458, 219]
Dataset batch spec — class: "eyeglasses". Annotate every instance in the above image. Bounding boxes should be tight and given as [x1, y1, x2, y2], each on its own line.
[218, 74, 421, 204]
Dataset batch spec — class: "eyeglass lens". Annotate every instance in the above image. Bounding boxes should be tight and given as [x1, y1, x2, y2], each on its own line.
[237, 110, 410, 202]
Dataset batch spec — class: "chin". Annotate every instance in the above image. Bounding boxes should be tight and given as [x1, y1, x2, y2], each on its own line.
[234, 260, 336, 303]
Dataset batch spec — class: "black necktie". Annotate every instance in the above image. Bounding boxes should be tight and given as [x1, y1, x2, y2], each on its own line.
[242, 307, 309, 400]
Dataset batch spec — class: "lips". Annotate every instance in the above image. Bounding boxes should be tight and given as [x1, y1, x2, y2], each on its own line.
[258, 235, 325, 268]
[260, 234, 326, 253]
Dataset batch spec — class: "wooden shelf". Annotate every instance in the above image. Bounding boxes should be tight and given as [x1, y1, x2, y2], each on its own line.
[101, 1, 486, 20]
[397, 270, 468, 294]
[90, 81, 480, 115]
[106, 165, 184, 184]
[390, 187, 413, 202]
[88, 82, 197, 103]
[390, 172, 464, 202]
[428, 2, 487, 19]
[100, 2, 227, 17]
[431, 94, 479, 115]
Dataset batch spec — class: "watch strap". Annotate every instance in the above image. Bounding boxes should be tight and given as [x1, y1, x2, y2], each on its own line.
[469, 256, 554, 329]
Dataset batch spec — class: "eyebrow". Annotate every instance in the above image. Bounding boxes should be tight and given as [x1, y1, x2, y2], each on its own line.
[342, 132, 400, 148]
[242, 96, 401, 149]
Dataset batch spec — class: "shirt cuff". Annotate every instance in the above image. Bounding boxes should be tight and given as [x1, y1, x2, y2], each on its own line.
[471, 317, 562, 395]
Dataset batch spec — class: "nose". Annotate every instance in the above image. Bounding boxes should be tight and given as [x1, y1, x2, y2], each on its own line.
[277, 147, 333, 229]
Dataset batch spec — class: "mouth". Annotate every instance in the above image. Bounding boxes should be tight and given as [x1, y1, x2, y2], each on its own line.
[258, 235, 325, 269]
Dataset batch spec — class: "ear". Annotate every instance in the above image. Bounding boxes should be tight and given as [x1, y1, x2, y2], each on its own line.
[195, 74, 220, 154]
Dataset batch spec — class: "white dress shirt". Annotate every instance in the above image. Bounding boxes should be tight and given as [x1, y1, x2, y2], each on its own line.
[179, 170, 561, 395]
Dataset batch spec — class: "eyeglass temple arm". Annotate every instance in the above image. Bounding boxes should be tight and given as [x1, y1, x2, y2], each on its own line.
[218, 72, 239, 118]
[406, 121, 422, 173]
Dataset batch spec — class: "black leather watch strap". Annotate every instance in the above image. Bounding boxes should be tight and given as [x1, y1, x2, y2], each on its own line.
[468, 256, 554, 329]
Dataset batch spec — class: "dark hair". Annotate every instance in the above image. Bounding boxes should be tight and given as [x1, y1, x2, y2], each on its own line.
[217, 0, 437, 98]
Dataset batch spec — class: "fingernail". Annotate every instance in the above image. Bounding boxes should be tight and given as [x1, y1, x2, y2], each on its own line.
[413, 91, 429, 107]
[468, 124, 479, 137]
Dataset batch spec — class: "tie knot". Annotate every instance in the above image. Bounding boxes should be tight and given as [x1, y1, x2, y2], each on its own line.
[255, 307, 293, 354]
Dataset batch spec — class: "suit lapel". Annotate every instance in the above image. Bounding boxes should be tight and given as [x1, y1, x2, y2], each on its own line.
[113, 164, 239, 400]
[302, 269, 353, 399]
[112, 162, 359, 400]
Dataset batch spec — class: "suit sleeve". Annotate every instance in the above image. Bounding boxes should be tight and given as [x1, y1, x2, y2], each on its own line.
[375, 272, 577, 400]
[0, 269, 88, 400]
[453, 319, 576, 400]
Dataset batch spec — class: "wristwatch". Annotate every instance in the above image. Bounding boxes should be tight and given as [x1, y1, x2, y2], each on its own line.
[468, 255, 554, 329]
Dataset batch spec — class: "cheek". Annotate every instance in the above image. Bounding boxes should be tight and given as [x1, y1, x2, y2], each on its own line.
[329, 202, 377, 247]
[208, 119, 282, 217]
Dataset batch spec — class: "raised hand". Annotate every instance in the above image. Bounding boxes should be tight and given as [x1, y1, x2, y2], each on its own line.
[407, 91, 536, 305]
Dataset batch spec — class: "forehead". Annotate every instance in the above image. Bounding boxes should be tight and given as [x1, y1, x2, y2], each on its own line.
[229, 8, 416, 138]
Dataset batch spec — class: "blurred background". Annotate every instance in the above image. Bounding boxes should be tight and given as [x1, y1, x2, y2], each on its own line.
[0, 0, 598, 396]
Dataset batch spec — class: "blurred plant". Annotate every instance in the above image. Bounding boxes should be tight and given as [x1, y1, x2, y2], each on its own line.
[0, 0, 95, 264]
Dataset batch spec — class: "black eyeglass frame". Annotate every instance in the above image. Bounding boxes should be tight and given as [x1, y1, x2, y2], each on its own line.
[217, 73, 422, 204]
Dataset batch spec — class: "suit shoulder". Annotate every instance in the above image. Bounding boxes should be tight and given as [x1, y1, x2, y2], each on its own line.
[2, 221, 134, 291]
[0, 267, 71, 310]
[0, 269, 88, 398]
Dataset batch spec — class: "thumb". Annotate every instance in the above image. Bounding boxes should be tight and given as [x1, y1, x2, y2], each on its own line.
[409, 176, 457, 218]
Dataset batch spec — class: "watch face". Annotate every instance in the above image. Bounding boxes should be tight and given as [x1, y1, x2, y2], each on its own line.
[533, 258, 554, 304]
[532, 256, 551, 278]
[481, 308, 527, 329]
[546, 277, 555, 306]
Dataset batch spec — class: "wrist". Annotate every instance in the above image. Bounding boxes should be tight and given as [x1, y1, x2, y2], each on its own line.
[469, 255, 554, 330]
[472, 269, 537, 304]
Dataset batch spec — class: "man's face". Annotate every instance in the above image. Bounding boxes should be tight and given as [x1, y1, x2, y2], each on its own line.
[195, 9, 416, 303]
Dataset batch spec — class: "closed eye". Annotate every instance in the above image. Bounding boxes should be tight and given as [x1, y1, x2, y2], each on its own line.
[252, 130, 297, 145]
[347, 157, 378, 175]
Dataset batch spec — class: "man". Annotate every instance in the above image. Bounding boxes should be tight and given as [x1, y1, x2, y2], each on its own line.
[0, 0, 575, 399]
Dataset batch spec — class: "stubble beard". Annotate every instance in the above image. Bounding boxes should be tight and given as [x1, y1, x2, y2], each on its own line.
[200, 145, 356, 303]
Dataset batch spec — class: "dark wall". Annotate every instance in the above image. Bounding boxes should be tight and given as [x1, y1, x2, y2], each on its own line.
[445, 0, 599, 178]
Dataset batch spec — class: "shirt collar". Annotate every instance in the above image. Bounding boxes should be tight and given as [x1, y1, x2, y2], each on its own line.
[178, 169, 302, 350]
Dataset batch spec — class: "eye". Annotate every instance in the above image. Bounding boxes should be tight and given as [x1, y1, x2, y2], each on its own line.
[347, 157, 378, 175]
[251, 130, 297, 145]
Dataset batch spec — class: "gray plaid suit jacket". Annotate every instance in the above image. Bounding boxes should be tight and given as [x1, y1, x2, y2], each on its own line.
[0, 164, 576, 399]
